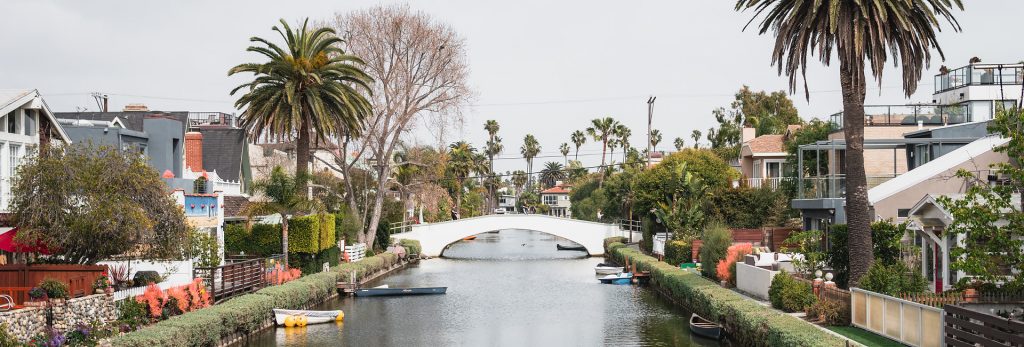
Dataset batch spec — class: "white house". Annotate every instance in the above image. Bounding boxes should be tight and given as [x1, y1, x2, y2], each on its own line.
[0, 89, 72, 213]
[540, 182, 572, 218]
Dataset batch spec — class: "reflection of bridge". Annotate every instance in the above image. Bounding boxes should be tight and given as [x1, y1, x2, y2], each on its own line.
[390, 214, 624, 257]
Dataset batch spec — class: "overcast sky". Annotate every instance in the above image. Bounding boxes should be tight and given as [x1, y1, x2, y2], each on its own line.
[2, 1, 1021, 173]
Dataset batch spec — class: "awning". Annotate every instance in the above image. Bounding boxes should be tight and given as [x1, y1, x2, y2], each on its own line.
[0, 228, 52, 254]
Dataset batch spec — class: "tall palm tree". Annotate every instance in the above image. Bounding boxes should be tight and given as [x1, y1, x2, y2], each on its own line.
[483, 120, 502, 211]
[539, 161, 566, 189]
[615, 124, 632, 163]
[570, 130, 587, 160]
[243, 166, 322, 267]
[674, 137, 685, 151]
[447, 141, 481, 219]
[650, 129, 663, 152]
[511, 170, 528, 203]
[559, 143, 570, 165]
[230, 19, 373, 189]
[586, 117, 619, 186]
[736, 0, 962, 285]
[520, 134, 541, 191]
[690, 129, 702, 149]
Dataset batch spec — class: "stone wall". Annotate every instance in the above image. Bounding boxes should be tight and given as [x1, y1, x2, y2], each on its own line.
[0, 294, 117, 342]
[0, 306, 46, 342]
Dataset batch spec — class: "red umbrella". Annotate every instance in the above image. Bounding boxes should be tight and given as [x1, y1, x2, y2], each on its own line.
[0, 228, 52, 254]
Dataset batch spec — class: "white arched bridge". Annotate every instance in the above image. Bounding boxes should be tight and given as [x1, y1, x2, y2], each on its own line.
[390, 214, 626, 257]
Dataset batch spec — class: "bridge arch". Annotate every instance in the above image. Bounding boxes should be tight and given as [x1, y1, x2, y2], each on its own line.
[390, 214, 621, 257]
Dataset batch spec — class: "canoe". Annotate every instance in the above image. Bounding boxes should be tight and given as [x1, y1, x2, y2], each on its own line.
[556, 244, 587, 251]
[593, 268, 622, 276]
[462, 235, 477, 241]
[598, 273, 633, 284]
[354, 287, 447, 297]
[689, 313, 723, 340]
[273, 309, 343, 326]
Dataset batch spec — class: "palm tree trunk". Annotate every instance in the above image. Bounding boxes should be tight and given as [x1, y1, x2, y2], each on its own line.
[296, 119, 311, 194]
[574, 147, 580, 161]
[281, 214, 290, 268]
[840, 53, 874, 287]
[455, 179, 464, 219]
[599, 138, 607, 188]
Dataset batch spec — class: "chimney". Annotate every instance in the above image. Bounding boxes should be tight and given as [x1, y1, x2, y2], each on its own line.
[741, 127, 757, 143]
[185, 132, 203, 172]
[123, 103, 149, 112]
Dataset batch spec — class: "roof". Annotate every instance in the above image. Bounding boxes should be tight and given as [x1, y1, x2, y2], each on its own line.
[0, 89, 72, 143]
[222, 195, 251, 218]
[53, 111, 188, 133]
[540, 186, 570, 194]
[743, 134, 786, 155]
[198, 126, 246, 182]
[909, 193, 1021, 220]
[0, 89, 33, 111]
[868, 135, 1010, 204]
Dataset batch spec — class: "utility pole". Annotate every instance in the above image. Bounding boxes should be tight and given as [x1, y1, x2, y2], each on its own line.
[646, 96, 656, 168]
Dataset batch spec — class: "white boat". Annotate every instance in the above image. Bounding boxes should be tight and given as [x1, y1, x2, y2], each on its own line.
[595, 263, 624, 275]
[273, 309, 344, 326]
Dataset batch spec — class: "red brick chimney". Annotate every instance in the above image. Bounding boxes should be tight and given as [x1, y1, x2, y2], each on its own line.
[185, 132, 203, 172]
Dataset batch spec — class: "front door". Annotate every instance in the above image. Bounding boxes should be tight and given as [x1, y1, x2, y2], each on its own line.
[934, 243, 943, 293]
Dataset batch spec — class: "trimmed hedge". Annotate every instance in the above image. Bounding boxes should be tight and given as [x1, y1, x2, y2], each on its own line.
[605, 238, 844, 347]
[111, 253, 403, 347]
[224, 222, 281, 256]
[399, 239, 421, 256]
[288, 215, 321, 253]
[318, 214, 337, 251]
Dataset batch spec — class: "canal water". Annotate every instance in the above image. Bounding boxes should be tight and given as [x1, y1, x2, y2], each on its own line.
[248, 229, 724, 346]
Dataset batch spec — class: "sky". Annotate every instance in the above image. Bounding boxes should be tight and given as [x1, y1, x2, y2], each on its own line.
[2, 1, 1022, 173]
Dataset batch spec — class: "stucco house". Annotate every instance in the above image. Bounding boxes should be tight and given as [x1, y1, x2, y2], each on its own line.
[737, 125, 799, 189]
[540, 182, 571, 218]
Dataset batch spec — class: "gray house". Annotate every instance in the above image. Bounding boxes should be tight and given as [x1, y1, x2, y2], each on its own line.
[55, 111, 187, 178]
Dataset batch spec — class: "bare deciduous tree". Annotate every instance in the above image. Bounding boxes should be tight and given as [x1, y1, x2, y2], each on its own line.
[329, 5, 471, 248]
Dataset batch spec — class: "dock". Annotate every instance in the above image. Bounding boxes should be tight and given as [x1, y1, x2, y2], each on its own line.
[337, 257, 418, 295]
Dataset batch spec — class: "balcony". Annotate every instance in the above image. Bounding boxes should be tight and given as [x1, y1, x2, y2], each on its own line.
[828, 104, 969, 130]
[796, 174, 897, 200]
[737, 177, 794, 190]
[188, 112, 236, 128]
[935, 63, 1023, 94]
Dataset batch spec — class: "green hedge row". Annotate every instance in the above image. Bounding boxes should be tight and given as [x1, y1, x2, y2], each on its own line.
[225, 222, 281, 257]
[225, 214, 337, 256]
[605, 239, 845, 347]
[399, 239, 421, 256]
[111, 253, 402, 347]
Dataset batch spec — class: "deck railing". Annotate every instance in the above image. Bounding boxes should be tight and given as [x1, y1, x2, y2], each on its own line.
[944, 304, 1024, 346]
[192, 254, 285, 303]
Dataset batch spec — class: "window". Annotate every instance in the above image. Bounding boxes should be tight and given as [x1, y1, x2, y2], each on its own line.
[23, 110, 36, 137]
[543, 195, 558, 205]
[6, 111, 17, 134]
[766, 162, 782, 178]
[897, 209, 910, 218]
[8, 145, 19, 177]
[0, 112, 9, 133]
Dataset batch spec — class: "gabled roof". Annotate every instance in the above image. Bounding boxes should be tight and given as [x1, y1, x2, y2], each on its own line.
[222, 195, 251, 218]
[869, 135, 1009, 204]
[541, 186, 570, 194]
[0, 89, 72, 143]
[53, 111, 188, 133]
[742, 134, 786, 156]
[198, 126, 246, 182]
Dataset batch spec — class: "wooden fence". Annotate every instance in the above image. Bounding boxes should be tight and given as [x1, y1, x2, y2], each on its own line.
[944, 304, 1024, 346]
[851, 287, 945, 347]
[193, 254, 285, 303]
[0, 264, 105, 304]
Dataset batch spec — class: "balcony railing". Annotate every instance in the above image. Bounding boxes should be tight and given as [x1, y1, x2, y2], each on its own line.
[828, 104, 970, 130]
[737, 177, 794, 190]
[796, 174, 898, 199]
[935, 63, 1024, 94]
[188, 112, 236, 128]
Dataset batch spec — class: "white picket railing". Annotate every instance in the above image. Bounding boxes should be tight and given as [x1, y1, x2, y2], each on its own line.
[851, 288, 945, 347]
[345, 243, 367, 263]
[111, 278, 194, 302]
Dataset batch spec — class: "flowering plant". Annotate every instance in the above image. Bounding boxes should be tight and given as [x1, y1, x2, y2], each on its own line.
[92, 273, 111, 291]
[28, 287, 47, 300]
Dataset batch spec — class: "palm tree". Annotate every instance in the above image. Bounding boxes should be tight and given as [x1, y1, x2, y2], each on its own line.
[690, 129, 702, 149]
[674, 137, 685, 151]
[539, 161, 566, 189]
[511, 170, 528, 198]
[571, 130, 587, 161]
[243, 166, 322, 267]
[559, 143, 570, 165]
[586, 117, 619, 186]
[615, 124, 632, 163]
[520, 134, 541, 191]
[483, 120, 502, 211]
[607, 138, 620, 165]
[735, 0, 962, 285]
[230, 19, 372, 189]
[650, 129, 663, 152]
[447, 141, 481, 219]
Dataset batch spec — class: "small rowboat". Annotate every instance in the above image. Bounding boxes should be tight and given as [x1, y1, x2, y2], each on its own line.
[598, 273, 633, 285]
[689, 313, 723, 340]
[462, 235, 477, 241]
[595, 263, 624, 275]
[354, 286, 447, 297]
[556, 244, 587, 251]
[273, 309, 343, 326]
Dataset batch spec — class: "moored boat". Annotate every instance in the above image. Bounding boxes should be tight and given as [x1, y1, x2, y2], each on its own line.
[556, 244, 587, 251]
[354, 286, 447, 297]
[595, 263, 624, 275]
[273, 309, 343, 326]
[598, 272, 633, 285]
[689, 313, 723, 340]
[462, 235, 477, 241]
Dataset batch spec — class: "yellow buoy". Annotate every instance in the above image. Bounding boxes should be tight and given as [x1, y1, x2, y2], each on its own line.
[284, 315, 297, 328]
[297, 315, 308, 327]
[335, 311, 345, 322]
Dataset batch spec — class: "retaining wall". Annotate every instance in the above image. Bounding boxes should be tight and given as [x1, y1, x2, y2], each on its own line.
[0, 294, 117, 342]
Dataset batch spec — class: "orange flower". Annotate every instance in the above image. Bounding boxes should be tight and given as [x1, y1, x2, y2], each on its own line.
[716, 243, 753, 284]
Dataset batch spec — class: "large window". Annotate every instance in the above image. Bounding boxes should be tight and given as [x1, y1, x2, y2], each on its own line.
[543, 195, 558, 205]
[8, 145, 19, 178]
[23, 110, 36, 137]
[766, 161, 782, 178]
[6, 111, 17, 134]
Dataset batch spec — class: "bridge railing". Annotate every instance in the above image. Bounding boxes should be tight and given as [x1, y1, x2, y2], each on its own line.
[389, 221, 413, 234]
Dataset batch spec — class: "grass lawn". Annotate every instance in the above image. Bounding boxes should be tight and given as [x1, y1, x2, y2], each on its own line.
[826, 326, 903, 347]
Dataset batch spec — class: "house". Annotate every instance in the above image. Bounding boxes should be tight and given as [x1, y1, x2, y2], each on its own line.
[497, 193, 517, 212]
[56, 109, 188, 178]
[907, 193, 1021, 293]
[737, 125, 799, 189]
[249, 141, 345, 181]
[791, 61, 1021, 232]
[0, 90, 72, 213]
[540, 182, 572, 218]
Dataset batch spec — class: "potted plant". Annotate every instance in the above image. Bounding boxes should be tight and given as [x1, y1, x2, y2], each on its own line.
[39, 278, 69, 304]
[93, 273, 112, 295]
[26, 287, 47, 307]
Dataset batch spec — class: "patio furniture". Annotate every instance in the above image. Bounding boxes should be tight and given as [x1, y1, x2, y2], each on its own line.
[0, 295, 14, 311]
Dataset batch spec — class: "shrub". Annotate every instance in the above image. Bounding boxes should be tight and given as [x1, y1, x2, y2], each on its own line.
[118, 298, 151, 329]
[39, 278, 69, 299]
[826, 221, 909, 288]
[768, 270, 817, 312]
[189, 229, 221, 268]
[807, 299, 850, 326]
[28, 287, 47, 300]
[93, 273, 111, 291]
[0, 323, 19, 347]
[664, 240, 691, 266]
[717, 243, 752, 286]
[605, 238, 842, 346]
[287, 215, 320, 253]
[699, 222, 732, 280]
[858, 262, 927, 296]
[133, 271, 161, 287]
[399, 239, 422, 256]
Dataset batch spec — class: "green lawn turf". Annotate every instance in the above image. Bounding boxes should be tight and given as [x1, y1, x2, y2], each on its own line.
[826, 326, 903, 347]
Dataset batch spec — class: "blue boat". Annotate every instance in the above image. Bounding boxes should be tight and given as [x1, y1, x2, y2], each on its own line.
[598, 273, 633, 285]
[354, 287, 447, 297]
